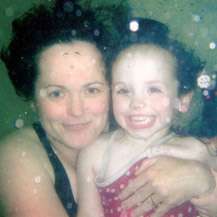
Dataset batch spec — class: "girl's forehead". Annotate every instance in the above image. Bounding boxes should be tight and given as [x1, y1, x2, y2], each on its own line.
[120, 44, 172, 60]
[113, 44, 176, 70]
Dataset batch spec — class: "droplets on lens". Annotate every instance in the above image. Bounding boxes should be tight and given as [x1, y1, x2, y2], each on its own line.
[94, 29, 100, 37]
[5, 7, 14, 17]
[203, 89, 209, 97]
[209, 42, 216, 50]
[71, 29, 77, 36]
[75, 9, 82, 17]
[129, 20, 139, 32]
[192, 14, 201, 22]
[15, 118, 24, 129]
[63, 1, 74, 13]
[34, 176, 41, 184]
[197, 74, 211, 89]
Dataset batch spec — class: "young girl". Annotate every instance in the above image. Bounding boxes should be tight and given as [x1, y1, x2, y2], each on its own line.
[77, 18, 216, 217]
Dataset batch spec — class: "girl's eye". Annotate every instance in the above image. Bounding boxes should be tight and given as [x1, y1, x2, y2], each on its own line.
[148, 86, 163, 94]
[116, 88, 130, 95]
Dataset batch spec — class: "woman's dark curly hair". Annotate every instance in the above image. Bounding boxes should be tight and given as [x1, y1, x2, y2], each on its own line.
[1, 0, 129, 101]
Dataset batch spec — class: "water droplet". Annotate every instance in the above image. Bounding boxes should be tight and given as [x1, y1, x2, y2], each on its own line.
[76, 9, 82, 17]
[39, 89, 46, 97]
[67, 202, 73, 209]
[15, 118, 24, 129]
[63, 1, 74, 13]
[209, 42, 216, 50]
[94, 29, 100, 36]
[71, 29, 77, 36]
[197, 74, 211, 88]
[34, 176, 41, 183]
[21, 152, 26, 157]
[5, 7, 14, 17]
[129, 20, 139, 32]
[33, 188, 38, 194]
[192, 14, 201, 22]
[203, 89, 209, 96]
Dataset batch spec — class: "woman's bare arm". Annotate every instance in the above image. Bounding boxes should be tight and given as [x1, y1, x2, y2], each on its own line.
[0, 128, 69, 217]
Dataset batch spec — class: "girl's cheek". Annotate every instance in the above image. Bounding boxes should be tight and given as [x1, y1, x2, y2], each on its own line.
[151, 95, 171, 110]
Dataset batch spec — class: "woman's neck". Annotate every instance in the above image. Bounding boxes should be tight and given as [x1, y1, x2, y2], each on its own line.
[49, 138, 79, 168]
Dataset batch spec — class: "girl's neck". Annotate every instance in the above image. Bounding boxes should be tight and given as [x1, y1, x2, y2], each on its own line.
[118, 127, 171, 150]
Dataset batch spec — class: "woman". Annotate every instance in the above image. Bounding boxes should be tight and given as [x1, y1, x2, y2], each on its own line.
[0, 1, 216, 217]
[0, 1, 116, 216]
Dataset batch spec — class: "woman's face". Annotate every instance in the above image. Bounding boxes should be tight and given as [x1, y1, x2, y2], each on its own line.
[35, 41, 109, 150]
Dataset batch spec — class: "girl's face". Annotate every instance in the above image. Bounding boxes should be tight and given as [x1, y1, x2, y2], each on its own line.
[112, 44, 179, 140]
[35, 41, 109, 151]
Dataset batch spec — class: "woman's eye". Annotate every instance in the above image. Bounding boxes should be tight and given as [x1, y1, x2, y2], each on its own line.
[48, 90, 64, 98]
[85, 87, 102, 95]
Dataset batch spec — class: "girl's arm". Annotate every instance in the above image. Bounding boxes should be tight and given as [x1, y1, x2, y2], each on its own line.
[119, 137, 217, 217]
[76, 143, 104, 217]
[119, 156, 215, 217]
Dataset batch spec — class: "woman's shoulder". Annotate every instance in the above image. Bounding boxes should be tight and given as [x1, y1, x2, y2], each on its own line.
[0, 126, 50, 169]
[0, 126, 39, 152]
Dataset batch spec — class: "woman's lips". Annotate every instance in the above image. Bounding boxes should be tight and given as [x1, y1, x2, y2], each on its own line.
[126, 115, 156, 129]
[63, 122, 91, 131]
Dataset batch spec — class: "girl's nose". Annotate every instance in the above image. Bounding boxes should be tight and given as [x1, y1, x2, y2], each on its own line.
[130, 96, 146, 110]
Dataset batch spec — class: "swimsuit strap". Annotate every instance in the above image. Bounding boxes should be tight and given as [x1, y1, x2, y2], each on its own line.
[33, 122, 77, 216]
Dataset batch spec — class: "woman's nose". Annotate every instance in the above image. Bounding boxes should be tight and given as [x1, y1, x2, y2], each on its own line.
[68, 94, 84, 116]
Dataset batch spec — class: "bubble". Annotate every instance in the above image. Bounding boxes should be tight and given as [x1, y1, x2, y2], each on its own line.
[67, 202, 73, 209]
[5, 7, 14, 17]
[209, 42, 216, 50]
[192, 14, 201, 22]
[33, 188, 38, 194]
[71, 29, 77, 36]
[94, 29, 100, 36]
[39, 89, 46, 97]
[129, 20, 139, 32]
[15, 118, 24, 129]
[203, 89, 209, 96]
[75, 9, 82, 17]
[21, 152, 26, 157]
[197, 74, 211, 88]
[34, 176, 41, 183]
[86, 176, 91, 183]
[188, 32, 194, 37]
[63, 1, 74, 13]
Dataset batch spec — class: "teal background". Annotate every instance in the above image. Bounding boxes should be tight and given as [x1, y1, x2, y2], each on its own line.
[0, 0, 217, 138]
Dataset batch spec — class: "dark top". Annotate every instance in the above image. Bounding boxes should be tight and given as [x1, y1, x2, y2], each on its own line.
[33, 122, 77, 217]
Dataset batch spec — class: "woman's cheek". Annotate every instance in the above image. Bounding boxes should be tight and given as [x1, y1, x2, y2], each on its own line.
[87, 96, 109, 114]
[37, 100, 67, 120]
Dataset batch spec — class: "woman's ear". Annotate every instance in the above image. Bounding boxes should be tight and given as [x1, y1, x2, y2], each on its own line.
[177, 92, 193, 113]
